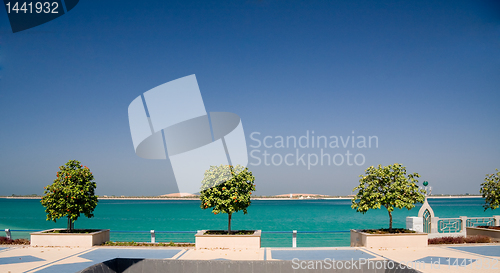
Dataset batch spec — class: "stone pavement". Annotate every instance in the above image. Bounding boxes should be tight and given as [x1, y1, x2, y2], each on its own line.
[0, 244, 499, 273]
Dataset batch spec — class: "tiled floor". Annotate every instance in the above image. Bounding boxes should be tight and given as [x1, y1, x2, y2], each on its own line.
[270, 248, 375, 260]
[412, 256, 477, 266]
[449, 245, 500, 257]
[0, 244, 499, 273]
[0, 255, 45, 265]
[30, 248, 182, 273]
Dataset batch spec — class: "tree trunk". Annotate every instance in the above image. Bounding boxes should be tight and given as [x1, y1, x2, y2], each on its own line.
[388, 211, 393, 232]
[228, 213, 232, 234]
[67, 217, 74, 232]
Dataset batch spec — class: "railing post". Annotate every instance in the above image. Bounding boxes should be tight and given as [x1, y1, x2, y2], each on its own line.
[5, 229, 11, 240]
[460, 216, 467, 232]
[431, 217, 439, 233]
[292, 230, 297, 248]
[494, 216, 500, 226]
[150, 230, 155, 243]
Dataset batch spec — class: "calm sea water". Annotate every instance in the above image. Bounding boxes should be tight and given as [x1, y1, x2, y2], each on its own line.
[0, 198, 495, 247]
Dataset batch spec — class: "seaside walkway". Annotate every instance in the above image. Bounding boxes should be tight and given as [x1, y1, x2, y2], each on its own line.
[0, 244, 499, 272]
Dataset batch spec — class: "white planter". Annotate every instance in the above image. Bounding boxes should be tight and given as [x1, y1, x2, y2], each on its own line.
[195, 230, 261, 249]
[30, 229, 110, 247]
[350, 229, 428, 248]
[466, 226, 500, 242]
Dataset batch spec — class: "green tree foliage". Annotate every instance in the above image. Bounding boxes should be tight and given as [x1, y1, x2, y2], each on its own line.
[41, 160, 98, 231]
[200, 165, 255, 233]
[480, 169, 500, 211]
[351, 163, 425, 231]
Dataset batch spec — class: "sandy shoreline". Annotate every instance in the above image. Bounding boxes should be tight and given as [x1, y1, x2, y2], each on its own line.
[1, 195, 482, 200]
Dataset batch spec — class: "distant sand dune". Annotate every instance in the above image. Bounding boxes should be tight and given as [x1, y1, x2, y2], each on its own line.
[160, 193, 198, 197]
[274, 193, 328, 197]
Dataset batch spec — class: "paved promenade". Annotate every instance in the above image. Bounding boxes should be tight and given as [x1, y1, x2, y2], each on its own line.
[0, 244, 499, 273]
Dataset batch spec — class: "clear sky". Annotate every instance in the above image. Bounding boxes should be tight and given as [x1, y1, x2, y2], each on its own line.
[0, 0, 499, 196]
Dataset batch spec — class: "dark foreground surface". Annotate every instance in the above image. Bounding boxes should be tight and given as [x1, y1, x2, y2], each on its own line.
[80, 258, 421, 273]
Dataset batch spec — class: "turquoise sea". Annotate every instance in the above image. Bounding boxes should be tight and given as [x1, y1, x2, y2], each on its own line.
[0, 198, 496, 247]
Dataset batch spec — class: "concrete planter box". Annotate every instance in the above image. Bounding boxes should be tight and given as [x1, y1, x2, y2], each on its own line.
[30, 228, 110, 247]
[195, 230, 261, 249]
[350, 229, 428, 248]
[467, 227, 500, 242]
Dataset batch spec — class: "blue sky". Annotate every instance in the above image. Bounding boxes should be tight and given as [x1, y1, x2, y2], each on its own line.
[0, 0, 499, 196]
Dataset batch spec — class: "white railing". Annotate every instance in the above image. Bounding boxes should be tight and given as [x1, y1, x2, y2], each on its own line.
[466, 217, 495, 227]
[437, 218, 463, 233]
[407, 215, 500, 234]
[2, 229, 350, 247]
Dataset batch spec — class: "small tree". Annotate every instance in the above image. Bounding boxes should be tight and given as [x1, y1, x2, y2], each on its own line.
[480, 169, 500, 211]
[351, 163, 425, 231]
[200, 165, 255, 233]
[41, 160, 98, 231]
